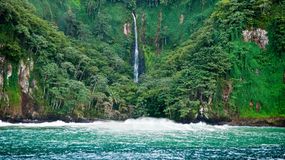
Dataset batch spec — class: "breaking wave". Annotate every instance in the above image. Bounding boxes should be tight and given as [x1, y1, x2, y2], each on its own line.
[0, 117, 231, 131]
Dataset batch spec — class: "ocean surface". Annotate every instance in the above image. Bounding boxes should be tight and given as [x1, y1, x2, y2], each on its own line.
[0, 118, 284, 159]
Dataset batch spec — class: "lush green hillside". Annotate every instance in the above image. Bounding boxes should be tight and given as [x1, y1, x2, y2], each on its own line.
[0, 0, 284, 123]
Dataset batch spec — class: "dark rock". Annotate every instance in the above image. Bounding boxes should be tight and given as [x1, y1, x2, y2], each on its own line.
[229, 118, 285, 127]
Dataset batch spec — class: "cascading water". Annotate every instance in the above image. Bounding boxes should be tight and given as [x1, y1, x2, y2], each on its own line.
[132, 13, 139, 83]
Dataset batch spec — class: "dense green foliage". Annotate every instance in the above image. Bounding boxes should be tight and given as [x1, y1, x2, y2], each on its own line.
[0, 0, 284, 121]
[0, 0, 135, 119]
[137, 0, 285, 121]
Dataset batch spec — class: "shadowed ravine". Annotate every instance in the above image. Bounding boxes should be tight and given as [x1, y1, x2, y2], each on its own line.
[0, 118, 284, 159]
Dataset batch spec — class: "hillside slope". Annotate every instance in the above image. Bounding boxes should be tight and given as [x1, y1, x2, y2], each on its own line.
[0, 0, 284, 124]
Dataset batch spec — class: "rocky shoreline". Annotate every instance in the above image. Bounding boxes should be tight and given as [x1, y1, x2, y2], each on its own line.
[228, 117, 285, 127]
[1, 117, 285, 127]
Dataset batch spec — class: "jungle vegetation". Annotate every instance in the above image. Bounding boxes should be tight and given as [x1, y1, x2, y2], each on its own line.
[0, 0, 284, 121]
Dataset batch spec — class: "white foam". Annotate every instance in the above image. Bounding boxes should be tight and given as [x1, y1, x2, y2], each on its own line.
[0, 118, 231, 131]
[0, 120, 67, 127]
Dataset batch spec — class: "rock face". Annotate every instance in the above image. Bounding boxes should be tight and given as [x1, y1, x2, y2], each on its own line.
[18, 59, 37, 117]
[0, 57, 38, 118]
[6, 63, 12, 84]
[179, 14, 184, 24]
[223, 81, 232, 102]
[0, 57, 9, 116]
[242, 28, 269, 48]
[103, 101, 134, 120]
[229, 118, 285, 127]
[0, 57, 4, 93]
[18, 60, 32, 94]
[123, 23, 131, 36]
[0, 57, 5, 112]
[103, 101, 121, 119]
[197, 106, 209, 121]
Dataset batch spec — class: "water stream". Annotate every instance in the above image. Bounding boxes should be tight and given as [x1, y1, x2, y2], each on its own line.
[132, 13, 139, 83]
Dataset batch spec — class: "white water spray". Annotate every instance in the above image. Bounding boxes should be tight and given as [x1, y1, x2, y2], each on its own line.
[132, 13, 139, 83]
[0, 118, 230, 131]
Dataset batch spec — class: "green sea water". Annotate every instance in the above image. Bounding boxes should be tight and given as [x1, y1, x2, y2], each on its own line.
[0, 118, 284, 159]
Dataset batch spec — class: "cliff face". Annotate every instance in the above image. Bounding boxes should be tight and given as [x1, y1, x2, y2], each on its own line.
[0, 57, 39, 119]
[0, 57, 5, 108]
[0, 57, 135, 121]
[242, 28, 269, 49]
[0, 0, 284, 123]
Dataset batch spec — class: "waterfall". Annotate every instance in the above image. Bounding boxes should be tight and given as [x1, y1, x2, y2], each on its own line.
[132, 13, 139, 83]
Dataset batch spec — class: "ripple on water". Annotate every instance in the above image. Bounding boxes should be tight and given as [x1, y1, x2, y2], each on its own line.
[0, 118, 285, 159]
